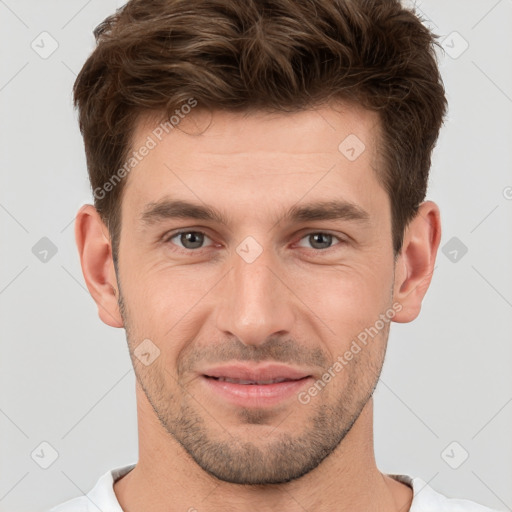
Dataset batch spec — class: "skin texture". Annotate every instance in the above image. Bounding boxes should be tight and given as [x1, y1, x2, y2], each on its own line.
[76, 102, 441, 512]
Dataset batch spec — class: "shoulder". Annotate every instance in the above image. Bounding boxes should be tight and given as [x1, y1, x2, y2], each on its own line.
[46, 463, 136, 512]
[390, 474, 503, 512]
[47, 495, 90, 512]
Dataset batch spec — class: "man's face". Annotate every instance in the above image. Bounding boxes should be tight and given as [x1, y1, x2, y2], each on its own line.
[116, 103, 396, 484]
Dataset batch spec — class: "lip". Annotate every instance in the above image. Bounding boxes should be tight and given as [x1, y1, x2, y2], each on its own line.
[199, 363, 313, 408]
[202, 363, 311, 382]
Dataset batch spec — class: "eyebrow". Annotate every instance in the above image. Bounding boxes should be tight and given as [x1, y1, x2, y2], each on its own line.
[140, 198, 370, 227]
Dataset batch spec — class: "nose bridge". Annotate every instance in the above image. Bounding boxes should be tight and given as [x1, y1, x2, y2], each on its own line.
[215, 239, 295, 346]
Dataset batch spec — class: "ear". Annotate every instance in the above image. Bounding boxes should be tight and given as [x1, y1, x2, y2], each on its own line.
[392, 201, 441, 323]
[75, 204, 124, 328]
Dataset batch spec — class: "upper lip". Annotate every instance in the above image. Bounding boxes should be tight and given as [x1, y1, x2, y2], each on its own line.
[201, 363, 311, 381]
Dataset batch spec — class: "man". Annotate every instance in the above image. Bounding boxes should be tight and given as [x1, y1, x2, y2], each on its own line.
[49, 0, 500, 511]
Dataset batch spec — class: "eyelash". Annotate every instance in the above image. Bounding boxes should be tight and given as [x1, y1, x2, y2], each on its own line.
[163, 229, 347, 254]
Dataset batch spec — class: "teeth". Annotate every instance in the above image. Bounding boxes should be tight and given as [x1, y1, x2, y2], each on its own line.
[216, 377, 290, 384]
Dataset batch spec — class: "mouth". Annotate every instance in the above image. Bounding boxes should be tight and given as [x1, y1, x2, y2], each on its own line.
[204, 376, 307, 385]
[202, 362, 312, 382]
[199, 363, 314, 407]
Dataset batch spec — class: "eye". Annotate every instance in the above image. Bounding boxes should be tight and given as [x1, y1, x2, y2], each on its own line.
[296, 232, 345, 251]
[166, 230, 214, 251]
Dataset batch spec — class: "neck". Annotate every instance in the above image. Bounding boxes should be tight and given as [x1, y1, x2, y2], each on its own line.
[114, 386, 412, 512]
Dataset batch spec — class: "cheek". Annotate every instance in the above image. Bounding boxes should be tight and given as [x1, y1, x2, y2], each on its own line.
[120, 267, 211, 362]
[290, 260, 393, 334]
[122, 251, 204, 314]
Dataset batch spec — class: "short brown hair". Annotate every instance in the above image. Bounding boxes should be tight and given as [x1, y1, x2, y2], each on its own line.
[73, 0, 447, 259]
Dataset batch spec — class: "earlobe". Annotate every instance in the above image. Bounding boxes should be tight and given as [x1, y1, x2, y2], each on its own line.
[75, 204, 124, 328]
[392, 201, 442, 324]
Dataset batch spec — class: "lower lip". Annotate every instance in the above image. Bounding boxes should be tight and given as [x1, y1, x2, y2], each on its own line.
[201, 376, 313, 407]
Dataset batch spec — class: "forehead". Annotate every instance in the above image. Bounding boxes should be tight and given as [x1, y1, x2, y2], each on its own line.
[133, 102, 381, 164]
[121, 102, 387, 224]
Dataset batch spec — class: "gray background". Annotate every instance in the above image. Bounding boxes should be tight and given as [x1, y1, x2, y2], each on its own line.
[0, 1, 511, 511]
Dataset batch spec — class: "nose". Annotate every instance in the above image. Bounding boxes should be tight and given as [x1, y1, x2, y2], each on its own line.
[214, 243, 296, 347]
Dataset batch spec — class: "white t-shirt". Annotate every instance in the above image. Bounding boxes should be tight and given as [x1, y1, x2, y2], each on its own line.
[47, 463, 501, 512]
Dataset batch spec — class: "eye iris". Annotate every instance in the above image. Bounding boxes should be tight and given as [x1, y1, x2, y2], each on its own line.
[181, 232, 204, 249]
[310, 233, 332, 250]
[175, 233, 335, 250]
